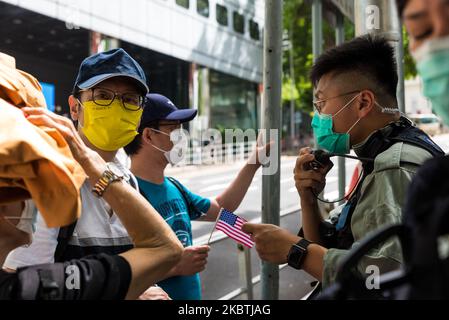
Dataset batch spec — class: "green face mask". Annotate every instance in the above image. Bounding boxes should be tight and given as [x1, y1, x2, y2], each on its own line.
[413, 36, 449, 126]
[311, 93, 361, 154]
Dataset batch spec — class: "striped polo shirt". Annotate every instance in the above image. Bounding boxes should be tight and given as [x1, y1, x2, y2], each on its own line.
[4, 158, 136, 268]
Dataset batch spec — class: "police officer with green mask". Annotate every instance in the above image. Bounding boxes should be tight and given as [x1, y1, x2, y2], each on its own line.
[242, 35, 444, 291]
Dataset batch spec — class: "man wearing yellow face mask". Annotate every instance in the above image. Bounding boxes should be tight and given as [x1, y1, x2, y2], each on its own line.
[76, 87, 143, 152]
[72, 48, 147, 154]
[2, 48, 171, 299]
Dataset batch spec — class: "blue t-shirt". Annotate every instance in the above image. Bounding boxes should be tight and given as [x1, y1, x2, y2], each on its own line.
[136, 177, 211, 300]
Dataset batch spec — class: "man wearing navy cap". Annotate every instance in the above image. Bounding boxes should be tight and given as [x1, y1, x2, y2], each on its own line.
[4, 49, 172, 299]
[125, 93, 270, 300]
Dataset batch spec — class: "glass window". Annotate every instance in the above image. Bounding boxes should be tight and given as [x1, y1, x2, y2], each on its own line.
[249, 20, 260, 40]
[176, 0, 189, 9]
[210, 70, 258, 131]
[216, 4, 228, 26]
[233, 12, 244, 34]
[197, 0, 209, 17]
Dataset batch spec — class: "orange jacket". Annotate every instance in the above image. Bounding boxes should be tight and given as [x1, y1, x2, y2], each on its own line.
[0, 53, 85, 227]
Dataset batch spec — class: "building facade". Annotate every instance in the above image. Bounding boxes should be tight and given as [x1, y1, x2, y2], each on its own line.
[0, 0, 264, 133]
[404, 77, 432, 115]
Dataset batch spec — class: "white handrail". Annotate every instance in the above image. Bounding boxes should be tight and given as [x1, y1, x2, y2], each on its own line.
[176, 141, 257, 167]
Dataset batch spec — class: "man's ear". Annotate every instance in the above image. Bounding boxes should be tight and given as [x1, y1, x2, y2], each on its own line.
[141, 127, 154, 145]
[68, 95, 80, 121]
[357, 90, 375, 118]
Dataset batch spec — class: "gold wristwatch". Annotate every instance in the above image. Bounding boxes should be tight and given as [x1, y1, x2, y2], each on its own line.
[92, 162, 125, 198]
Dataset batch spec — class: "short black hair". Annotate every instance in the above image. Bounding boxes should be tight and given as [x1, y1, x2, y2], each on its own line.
[124, 121, 159, 156]
[73, 88, 81, 99]
[396, 0, 409, 17]
[310, 35, 398, 99]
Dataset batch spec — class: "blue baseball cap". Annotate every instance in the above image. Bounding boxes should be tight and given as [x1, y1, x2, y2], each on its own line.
[139, 94, 197, 131]
[73, 48, 149, 95]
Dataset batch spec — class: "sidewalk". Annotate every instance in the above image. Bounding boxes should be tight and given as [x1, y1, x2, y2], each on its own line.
[233, 267, 317, 300]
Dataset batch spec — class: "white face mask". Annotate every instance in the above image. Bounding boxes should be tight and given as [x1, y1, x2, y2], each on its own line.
[4, 200, 37, 239]
[150, 128, 187, 166]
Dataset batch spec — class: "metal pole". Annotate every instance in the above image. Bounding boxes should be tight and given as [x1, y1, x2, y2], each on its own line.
[335, 11, 346, 204]
[237, 244, 253, 300]
[289, 27, 296, 146]
[312, 0, 322, 205]
[397, 24, 406, 113]
[354, 0, 404, 112]
[261, 0, 283, 300]
[244, 246, 254, 300]
[312, 0, 323, 62]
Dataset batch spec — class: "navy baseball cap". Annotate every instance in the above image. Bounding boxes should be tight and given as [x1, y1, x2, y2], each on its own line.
[73, 48, 149, 95]
[139, 94, 197, 131]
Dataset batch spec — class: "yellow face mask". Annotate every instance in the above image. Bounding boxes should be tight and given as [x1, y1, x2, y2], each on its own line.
[79, 99, 143, 151]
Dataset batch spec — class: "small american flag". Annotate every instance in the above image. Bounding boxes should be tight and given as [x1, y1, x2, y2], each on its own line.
[215, 209, 254, 248]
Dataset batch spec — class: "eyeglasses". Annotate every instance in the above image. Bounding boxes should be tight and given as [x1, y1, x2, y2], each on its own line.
[151, 124, 182, 136]
[79, 88, 144, 111]
[313, 90, 361, 114]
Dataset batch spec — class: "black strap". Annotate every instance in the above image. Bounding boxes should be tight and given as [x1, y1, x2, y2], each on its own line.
[320, 119, 444, 250]
[17, 263, 65, 300]
[167, 177, 200, 217]
[54, 221, 77, 263]
[357, 117, 444, 172]
[392, 123, 444, 157]
[136, 176, 201, 218]
[54, 174, 139, 263]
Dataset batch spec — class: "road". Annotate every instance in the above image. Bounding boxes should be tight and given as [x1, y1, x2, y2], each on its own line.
[171, 156, 359, 242]
[165, 150, 361, 299]
[166, 134, 449, 300]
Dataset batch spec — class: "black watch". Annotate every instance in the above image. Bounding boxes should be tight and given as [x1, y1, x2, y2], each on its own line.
[287, 239, 313, 270]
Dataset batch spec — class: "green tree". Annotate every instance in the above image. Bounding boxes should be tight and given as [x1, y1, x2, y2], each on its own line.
[282, 0, 348, 114]
[282, 1, 417, 115]
[282, 0, 314, 114]
[403, 27, 417, 79]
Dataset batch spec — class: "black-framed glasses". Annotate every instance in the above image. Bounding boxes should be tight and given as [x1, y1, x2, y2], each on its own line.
[80, 88, 144, 111]
[313, 90, 361, 114]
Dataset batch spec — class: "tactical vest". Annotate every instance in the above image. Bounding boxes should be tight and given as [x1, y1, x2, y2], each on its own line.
[319, 117, 444, 250]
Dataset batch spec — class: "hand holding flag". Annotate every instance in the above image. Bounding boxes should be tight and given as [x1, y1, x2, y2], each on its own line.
[241, 223, 302, 265]
[208, 208, 254, 248]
